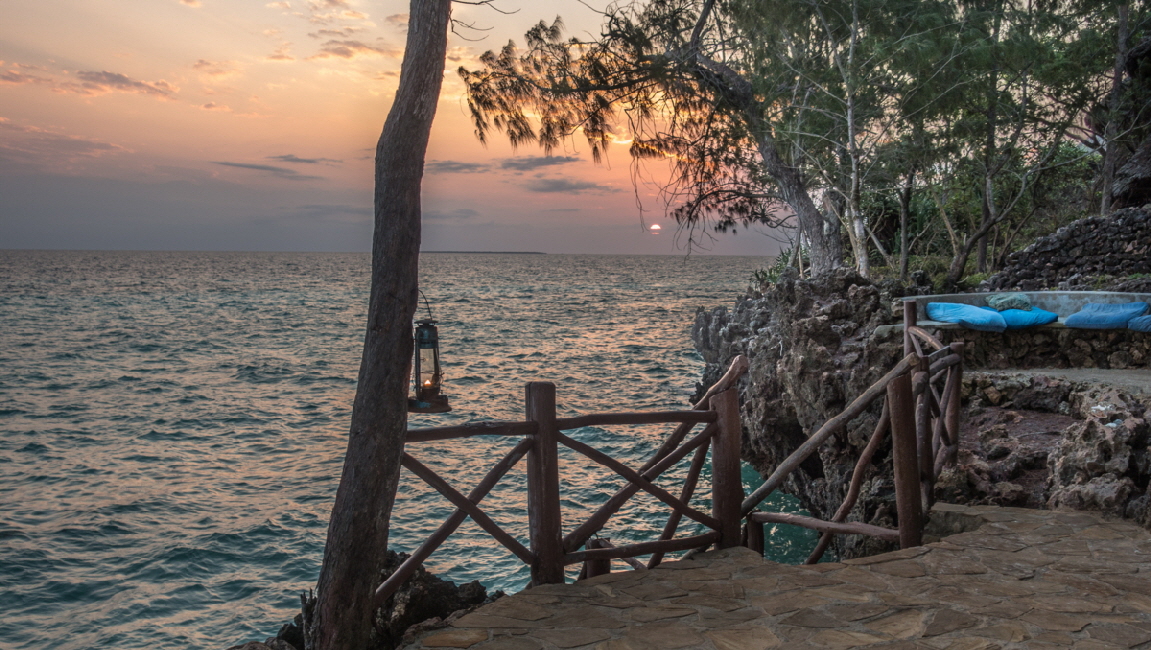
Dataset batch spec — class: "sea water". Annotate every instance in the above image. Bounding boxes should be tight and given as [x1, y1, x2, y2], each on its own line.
[0, 251, 815, 649]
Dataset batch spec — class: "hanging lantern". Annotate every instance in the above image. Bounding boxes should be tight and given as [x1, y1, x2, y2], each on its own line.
[408, 317, 451, 413]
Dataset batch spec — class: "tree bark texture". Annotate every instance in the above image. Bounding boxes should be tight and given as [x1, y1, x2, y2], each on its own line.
[307, 2, 452, 649]
[1102, 4, 1130, 215]
[756, 133, 843, 275]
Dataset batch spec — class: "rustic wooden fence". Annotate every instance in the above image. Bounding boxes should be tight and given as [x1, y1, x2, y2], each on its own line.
[740, 326, 964, 563]
[375, 330, 964, 600]
[374, 357, 750, 604]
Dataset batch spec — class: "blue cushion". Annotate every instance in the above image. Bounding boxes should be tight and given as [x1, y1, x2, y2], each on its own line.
[1064, 302, 1149, 329]
[980, 306, 1058, 329]
[926, 302, 1007, 332]
[1130, 315, 1151, 333]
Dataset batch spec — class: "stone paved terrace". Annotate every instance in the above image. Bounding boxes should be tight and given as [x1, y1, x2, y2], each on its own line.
[405, 504, 1151, 650]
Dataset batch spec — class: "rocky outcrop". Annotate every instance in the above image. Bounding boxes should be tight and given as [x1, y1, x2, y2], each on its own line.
[937, 372, 1151, 525]
[233, 553, 498, 650]
[692, 269, 914, 559]
[694, 267, 1151, 561]
[984, 208, 1151, 291]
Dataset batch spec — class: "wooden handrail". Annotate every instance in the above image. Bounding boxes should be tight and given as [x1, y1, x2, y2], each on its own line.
[741, 352, 918, 514]
[750, 512, 899, 542]
[401, 453, 534, 565]
[407, 420, 538, 442]
[928, 353, 961, 375]
[373, 437, 533, 606]
[805, 399, 890, 564]
[555, 410, 716, 430]
[558, 433, 722, 532]
[907, 326, 944, 351]
[648, 441, 709, 568]
[563, 422, 717, 553]
[565, 532, 721, 564]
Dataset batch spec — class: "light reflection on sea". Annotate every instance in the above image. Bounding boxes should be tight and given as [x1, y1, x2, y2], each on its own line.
[0, 250, 813, 650]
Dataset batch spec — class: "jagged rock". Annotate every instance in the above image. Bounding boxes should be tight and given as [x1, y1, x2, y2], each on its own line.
[985, 208, 1151, 291]
[369, 550, 500, 650]
[693, 269, 906, 559]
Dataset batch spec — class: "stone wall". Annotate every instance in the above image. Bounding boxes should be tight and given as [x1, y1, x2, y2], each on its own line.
[931, 327, 1151, 370]
[985, 207, 1151, 291]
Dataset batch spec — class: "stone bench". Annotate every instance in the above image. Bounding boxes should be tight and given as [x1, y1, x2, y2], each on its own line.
[900, 290, 1151, 330]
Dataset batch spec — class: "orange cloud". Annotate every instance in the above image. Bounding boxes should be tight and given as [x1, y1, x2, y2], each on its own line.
[1, 69, 52, 85]
[192, 59, 239, 78]
[54, 71, 177, 97]
[266, 1, 291, 8]
[265, 45, 295, 61]
[180, 0, 202, 6]
[308, 39, 399, 60]
[308, 26, 361, 39]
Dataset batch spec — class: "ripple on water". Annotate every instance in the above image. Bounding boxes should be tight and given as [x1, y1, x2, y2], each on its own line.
[0, 251, 817, 650]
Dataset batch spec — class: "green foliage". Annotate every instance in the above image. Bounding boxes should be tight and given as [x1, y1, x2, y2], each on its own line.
[461, 0, 1144, 275]
[750, 248, 804, 287]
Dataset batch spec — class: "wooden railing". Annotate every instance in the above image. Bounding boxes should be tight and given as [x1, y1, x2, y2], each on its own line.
[375, 332, 965, 600]
[740, 325, 964, 563]
[373, 357, 750, 604]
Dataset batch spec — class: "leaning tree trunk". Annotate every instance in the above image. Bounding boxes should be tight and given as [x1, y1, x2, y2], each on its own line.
[305, 2, 452, 649]
[756, 133, 843, 275]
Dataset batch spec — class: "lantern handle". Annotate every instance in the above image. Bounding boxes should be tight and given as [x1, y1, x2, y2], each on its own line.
[418, 289, 435, 321]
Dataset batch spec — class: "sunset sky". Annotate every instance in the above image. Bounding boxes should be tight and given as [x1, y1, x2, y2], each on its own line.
[0, 0, 778, 255]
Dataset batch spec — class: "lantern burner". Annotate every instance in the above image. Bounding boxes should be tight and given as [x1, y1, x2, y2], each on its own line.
[408, 317, 451, 413]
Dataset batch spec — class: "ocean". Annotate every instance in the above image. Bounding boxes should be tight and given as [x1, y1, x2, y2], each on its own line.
[0, 250, 814, 649]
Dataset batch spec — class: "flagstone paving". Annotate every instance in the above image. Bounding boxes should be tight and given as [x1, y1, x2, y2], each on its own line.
[404, 504, 1151, 649]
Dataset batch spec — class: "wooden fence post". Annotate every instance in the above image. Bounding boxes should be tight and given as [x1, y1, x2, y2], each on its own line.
[712, 387, 743, 549]
[887, 370, 922, 548]
[583, 538, 611, 579]
[915, 354, 934, 511]
[526, 382, 564, 585]
[945, 341, 964, 467]
[746, 518, 765, 557]
[903, 300, 917, 356]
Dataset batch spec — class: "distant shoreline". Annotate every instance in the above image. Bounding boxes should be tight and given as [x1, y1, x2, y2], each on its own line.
[422, 251, 546, 255]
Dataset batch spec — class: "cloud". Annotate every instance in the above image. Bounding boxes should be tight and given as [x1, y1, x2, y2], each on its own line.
[200, 102, 230, 110]
[180, 0, 202, 6]
[385, 13, 408, 28]
[192, 59, 239, 78]
[445, 47, 477, 64]
[266, 1, 291, 8]
[268, 154, 342, 164]
[293, 203, 371, 221]
[424, 208, 479, 220]
[266, 45, 295, 61]
[0, 119, 127, 169]
[55, 70, 177, 97]
[500, 156, 581, 172]
[309, 0, 349, 7]
[214, 161, 323, 181]
[1, 69, 52, 85]
[522, 177, 617, 194]
[425, 160, 490, 174]
[308, 39, 399, 60]
[309, 26, 362, 38]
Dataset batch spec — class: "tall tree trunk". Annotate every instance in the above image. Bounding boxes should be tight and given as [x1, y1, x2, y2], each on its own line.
[757, 133, 843, 275]
[1102, 3, 1130, 215]
[898, 167, 915, 282]
[306, 2, 452, 649]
